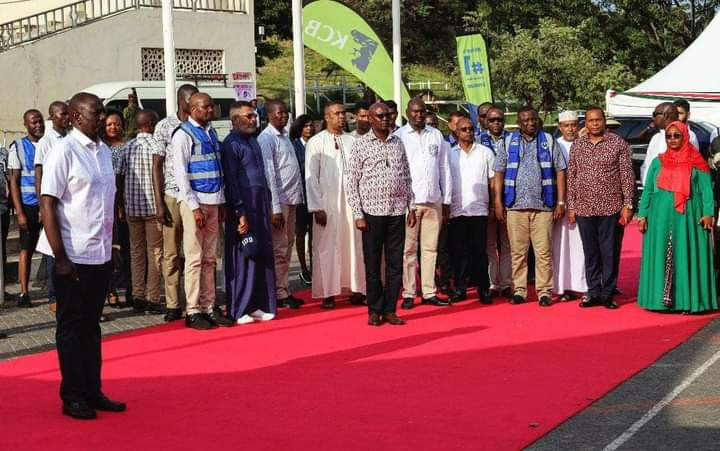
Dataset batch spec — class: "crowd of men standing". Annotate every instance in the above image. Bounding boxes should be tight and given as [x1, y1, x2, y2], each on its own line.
[3, 86, 716, 419]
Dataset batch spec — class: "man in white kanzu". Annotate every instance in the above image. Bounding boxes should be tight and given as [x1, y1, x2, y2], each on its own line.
[37, 93, 125, 420]
[552, 111, 588, 300]
[305, 102, 366, 309]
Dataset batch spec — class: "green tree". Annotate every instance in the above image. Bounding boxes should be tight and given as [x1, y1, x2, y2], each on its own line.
[491, 19, 637, 111]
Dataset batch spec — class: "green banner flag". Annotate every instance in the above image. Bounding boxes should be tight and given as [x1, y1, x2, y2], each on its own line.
[302, 0, 410, 109]
[456, 34, 493, 104]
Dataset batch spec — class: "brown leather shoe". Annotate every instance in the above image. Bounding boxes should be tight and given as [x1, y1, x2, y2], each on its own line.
[382, 312, 406, 325]
[368, 312, 382, 326]
[48, 302, 57, 313]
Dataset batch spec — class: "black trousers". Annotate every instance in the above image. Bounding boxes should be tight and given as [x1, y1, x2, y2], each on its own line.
[435, 223, 451, 287]
[576, 213, 620, 298]
[449, 215, 489, 293]
[56, 262, 112, 403]
[362, 214, 405, 315]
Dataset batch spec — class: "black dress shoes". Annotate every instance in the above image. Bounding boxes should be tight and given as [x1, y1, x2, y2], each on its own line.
[510, 295, 526, 305]
[349, 293, 367, 306]
[421, 296, 450, 307]
[382, 313, 406, 325]
[579, 296, 602, 308]
[500, 287, 514, 298]
[145, 301, 165, 314]
[449, 290, 467, 303]
[321, 297, 336, 309]
[603, 297, 620, 309]
[186, 313, 216, 330]
[539, 296, 552, 307]
[478, 291, 492, 305]
[88, 393, 126, 412]
[205, 311, 235, 327]
[401, 297, 414, 309]
[62, 401, 97, 420]
[0, 332, 7, 339]
[368, 313, 382, 326]
[164, 308, 183, 322]
[278, 296, 303, 309]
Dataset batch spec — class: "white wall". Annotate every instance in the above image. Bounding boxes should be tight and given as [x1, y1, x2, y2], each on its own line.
[0, 7, 255, 137]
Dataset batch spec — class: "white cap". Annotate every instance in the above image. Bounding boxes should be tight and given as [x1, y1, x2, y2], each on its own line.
[558, 110, 578, 123]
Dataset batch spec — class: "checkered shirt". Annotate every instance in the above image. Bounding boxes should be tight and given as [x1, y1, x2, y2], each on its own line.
[117, 132, 160, 217]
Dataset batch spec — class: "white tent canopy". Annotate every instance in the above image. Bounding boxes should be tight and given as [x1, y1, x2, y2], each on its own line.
[607, 13, 720, 126]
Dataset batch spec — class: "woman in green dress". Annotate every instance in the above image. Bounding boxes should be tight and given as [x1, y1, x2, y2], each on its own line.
[637, 120, 717, 313]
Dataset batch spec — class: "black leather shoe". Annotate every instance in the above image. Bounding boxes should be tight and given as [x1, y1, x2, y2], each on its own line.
[17, 293, 32, 308]
[205, 312, 235, 327]
[500, 287, 514, 298]
[278, 297, 302, 309]
[0, 332, 7, 339]
[579, 296, 601, 308]
[449, 290, 467, 303]
[88, 393, 126, 412]
[539, 296, 552, 307]
[321, 297, 336, 309]
[382, 313, 406, 325]
[478, 291, 493, 305]
[145, 301, 165, 314]
[132, 298, 147, 313]
[368, 313, 382, 326]
[62, 401, 97, 420]
[185, 313, 216, 330]
[349, 293, 367, 306]
[421, 296, 450, 307]
[603, 297, 620, 309]
[510, 295, 526, 305]
[164, 308, 183, 322]
[401, 298, 414, 309]
[288, 294, 305, 306]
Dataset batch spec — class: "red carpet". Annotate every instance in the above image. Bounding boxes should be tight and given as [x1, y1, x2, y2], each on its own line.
[1, 224, 716, 450]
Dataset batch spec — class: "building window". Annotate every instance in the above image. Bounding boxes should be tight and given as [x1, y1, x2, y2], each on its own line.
[141, 48, 224, 80]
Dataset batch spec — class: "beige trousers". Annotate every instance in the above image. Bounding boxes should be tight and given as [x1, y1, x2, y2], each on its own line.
[402, 202, 441, 299]
[162, 195, 184, 309]
[272, 204, 296, 299]
[506, 210, 554, 298]
[179, 202, 219, 315]
[127, 216, 163, 302]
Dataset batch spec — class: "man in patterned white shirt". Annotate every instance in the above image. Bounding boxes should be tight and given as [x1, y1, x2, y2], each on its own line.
[117, 110, 164, 314]
[152, 84, 198, 322]
[346, 102, 416, 326]
[258, 100, 305, 309]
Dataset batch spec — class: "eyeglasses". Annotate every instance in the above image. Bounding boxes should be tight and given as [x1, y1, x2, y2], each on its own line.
[665, 133, 683, 139]
[457, 127, 475, 132]
[487, 117, 504, 123]
[374, 113, 394, 119]
[235, 113, 257, 119]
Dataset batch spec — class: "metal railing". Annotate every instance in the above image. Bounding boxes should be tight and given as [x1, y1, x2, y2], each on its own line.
[0, 0, 247, 51]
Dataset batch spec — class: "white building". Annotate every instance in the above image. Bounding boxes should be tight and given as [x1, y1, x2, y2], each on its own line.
[0, 0, 256, 137]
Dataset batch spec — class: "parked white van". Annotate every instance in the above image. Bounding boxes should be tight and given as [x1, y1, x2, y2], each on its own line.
[81, 81, 237, 138]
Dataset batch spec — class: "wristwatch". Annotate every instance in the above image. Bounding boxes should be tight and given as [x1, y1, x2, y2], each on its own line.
[557, 201, 566, 206]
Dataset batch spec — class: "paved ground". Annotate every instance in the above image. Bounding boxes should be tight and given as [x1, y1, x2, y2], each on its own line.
[3, 260, 720, 450]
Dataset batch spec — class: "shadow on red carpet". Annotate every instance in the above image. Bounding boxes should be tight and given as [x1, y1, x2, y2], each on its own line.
[0, 224, 716, 450]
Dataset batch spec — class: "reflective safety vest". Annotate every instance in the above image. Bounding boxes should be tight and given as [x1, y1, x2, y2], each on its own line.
[503, 131, 556, 208]
[478, 130, 510, 155]
[14, 137, 38, 206]
[176, 122, 222, 194]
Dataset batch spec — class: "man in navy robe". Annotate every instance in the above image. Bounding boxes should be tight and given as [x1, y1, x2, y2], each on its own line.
[221, 101, 277, 324]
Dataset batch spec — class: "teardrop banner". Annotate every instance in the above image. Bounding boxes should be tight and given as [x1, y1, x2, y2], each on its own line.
[302, 0, 411, 109]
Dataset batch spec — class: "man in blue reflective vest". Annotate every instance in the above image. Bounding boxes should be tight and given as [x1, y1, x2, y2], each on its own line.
[9, 109, 45, 308]
[172, 92, 234, 330]
[493, 106, 567, 307]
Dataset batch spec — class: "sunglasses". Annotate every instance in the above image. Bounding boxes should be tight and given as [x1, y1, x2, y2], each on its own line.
[487, 117, 504, 123]
[665, 132, 683, 140]
[652, 111, 663, 117]
[478, 114, 487, 118]
[457, 127, 475, 132]
[374, 113, 394, 119]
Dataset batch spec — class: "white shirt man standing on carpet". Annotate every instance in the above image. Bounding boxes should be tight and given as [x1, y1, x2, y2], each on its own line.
[305, 101, 366, 309]
[258, 100, 305, 310]
[172, 92, 234, 330]
[552, 111, 588, 300]
[395, 98, 452, 309]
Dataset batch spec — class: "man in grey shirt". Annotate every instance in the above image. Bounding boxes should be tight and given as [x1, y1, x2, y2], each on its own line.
[493, 106, 567, 307]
